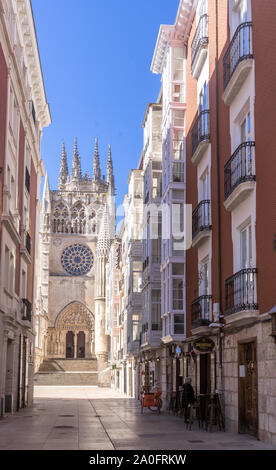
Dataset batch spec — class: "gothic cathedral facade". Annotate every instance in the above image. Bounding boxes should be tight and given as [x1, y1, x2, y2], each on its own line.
[37, 138, 115, 385]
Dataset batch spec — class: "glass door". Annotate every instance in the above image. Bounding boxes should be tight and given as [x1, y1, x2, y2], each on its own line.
[240, 0, 249, 56]
[240, 112, 252, 177]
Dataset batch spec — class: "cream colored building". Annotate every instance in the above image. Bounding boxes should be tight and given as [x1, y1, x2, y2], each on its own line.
[35, 139, 115, 386]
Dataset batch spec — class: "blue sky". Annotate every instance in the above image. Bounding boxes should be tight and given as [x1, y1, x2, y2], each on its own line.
[31, 0, 179, 206]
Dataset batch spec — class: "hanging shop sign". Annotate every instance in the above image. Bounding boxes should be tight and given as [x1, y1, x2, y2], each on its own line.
[193, 337, 215, 353]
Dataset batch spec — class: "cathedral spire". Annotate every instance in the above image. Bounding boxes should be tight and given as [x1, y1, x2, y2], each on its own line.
[93, 138, 101, 182]
[58, 142, 69, 188]
[107, 144, 114, 194]
[71, 137, 82, 181]
[42, 171, 51, 214]
[96, 203, 112, 258]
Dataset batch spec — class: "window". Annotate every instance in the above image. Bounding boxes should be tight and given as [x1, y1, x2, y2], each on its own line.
[199, 82, 209, 136]
[172, 84, 185, 103]
[199, 81, 208, 112]
[240, 224, 252, 269]
[152, 290, 161, 330]
[152, 172, 162, 199]
[173, 279, 184, 310]
[173, 110, 185, 128]
[25, 167, 30, 193]
[198, 0, 207, 19]
[132, 314, 140, 341]
[133, 261, 142, 293]
[241, 111, 251, 143]
[173, 48, 184, 81]
[201, 170, 210, 200]
[199, 261, 209, 296]
[174, 314, 185, 335]
[240, 112, 253, 176]
[21, 270, 26, 298]
[172, 264, 184, 276]
[4, 246, 9, 290]
[172, 204, 184, 254]
[239, 0, 248, 23]
[151, 214, 161, 263]
[9, 253, 14, 293]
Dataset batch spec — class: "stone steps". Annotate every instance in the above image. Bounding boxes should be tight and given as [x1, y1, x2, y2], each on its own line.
[38, 358, 98, 372]
[34, 358, 99, 385]
[34, 371, 98, 386]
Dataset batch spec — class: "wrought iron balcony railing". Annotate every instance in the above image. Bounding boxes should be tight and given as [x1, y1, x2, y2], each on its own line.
[223, 22, 253, 90]
[191, 14, 208, 71]
[191, 295, 212, 329]
[224, 141, 255, 200]
[225, 268, 258, 316]
[192, 110, 210, 156]
[192, 200, 211, 239]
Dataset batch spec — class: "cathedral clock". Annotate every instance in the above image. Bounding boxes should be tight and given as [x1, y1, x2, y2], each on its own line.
[61, 244, 94, 276]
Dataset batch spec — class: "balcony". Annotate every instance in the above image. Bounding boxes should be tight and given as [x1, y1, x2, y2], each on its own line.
[191, 295, 212, 335]
[191, 110, 210, 165]
[225, 268, 259, 328]
[224, 141, 255, 211]
[191, 14, 209, 79]
[223, 22, 253, 105]
[192, 200, 211, 248]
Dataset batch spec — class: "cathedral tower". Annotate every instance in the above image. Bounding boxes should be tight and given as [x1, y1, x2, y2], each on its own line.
[38, 139, 115, 385]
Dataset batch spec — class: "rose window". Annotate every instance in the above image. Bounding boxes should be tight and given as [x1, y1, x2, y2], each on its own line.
[61, 244, 94, 276]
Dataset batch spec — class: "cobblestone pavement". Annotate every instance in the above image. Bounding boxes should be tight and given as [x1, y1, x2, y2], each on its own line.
[0, 386, 274, 450]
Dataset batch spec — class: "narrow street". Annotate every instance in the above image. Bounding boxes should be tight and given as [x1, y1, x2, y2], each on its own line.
[0, 386, 273, 451]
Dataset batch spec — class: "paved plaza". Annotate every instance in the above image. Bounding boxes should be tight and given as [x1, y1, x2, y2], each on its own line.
[0, 386, 274, 451]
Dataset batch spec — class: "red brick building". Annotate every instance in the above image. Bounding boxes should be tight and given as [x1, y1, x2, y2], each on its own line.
[151, 0, 276, 445]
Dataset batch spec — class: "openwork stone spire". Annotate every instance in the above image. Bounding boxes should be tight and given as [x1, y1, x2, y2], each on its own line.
[42, 171, 51, 214]
[71, 137, 82, 180]
[93, 138, 101, 181]
[107, 144, 114, 193]
[58, 142, 69, 188]
[96, 202, 113, 257]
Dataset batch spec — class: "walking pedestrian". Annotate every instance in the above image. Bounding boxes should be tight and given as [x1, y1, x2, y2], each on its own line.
[182, 377, 195, 422]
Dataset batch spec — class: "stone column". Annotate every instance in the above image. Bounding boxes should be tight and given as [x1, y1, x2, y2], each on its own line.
[85, 332, 90, 359]
[161, 347, 168, 408]
[95, 255, 109, 372]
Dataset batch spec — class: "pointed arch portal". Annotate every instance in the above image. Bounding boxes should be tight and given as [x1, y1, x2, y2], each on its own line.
[47, 302, 95, 359]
